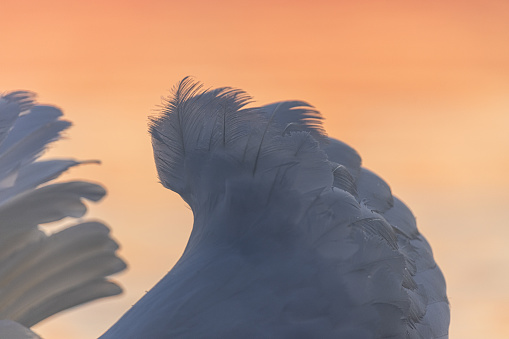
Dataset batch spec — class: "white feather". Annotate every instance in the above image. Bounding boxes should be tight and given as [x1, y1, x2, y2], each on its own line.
[0, 92, 126, 334]
[103, 78, 449, 338]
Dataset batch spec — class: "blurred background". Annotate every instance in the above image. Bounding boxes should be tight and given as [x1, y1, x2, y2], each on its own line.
[1, 0, 508, 337]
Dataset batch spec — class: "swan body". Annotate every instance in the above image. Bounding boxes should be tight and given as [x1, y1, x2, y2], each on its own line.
[102, 79, 449, 339]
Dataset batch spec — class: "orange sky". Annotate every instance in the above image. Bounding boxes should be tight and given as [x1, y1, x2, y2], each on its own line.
[1, 1, 509, 338]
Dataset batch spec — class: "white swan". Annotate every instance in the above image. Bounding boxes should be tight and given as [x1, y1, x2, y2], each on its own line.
[101, 78, 449, 338]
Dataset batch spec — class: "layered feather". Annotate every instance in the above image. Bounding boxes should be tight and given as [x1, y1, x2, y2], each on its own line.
[104, 78, 449, 338]
[0, 92, 126, 331]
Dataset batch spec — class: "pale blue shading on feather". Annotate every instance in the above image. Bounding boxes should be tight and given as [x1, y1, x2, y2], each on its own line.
[103, 78, 449, 339]
[0, 92, 126, 337]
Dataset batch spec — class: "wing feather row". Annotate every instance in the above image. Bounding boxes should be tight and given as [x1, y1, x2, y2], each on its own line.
[0, 91, 126, 329]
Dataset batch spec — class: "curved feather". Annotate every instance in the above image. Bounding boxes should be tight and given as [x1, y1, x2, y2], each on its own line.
[0, 92, 36, 146]
[259, 100, 327, 142]
[325, 137, 449, 336]
[0, 91, 126, 331]
[104, 78, 448, 338]
[150, 77, 257, 203]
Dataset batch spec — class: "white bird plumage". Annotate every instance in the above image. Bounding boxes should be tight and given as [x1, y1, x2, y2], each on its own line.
[0, 91, 126, 338]
[102, 78, 449, 339]
[0, 81, 449, 338]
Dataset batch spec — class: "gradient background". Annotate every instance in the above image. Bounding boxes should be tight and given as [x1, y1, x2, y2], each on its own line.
[1, 0, 508, 338]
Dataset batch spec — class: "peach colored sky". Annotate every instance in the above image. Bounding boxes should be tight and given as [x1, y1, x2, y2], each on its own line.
[1, 1, 509, 338]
